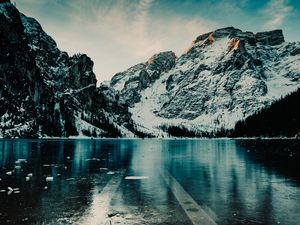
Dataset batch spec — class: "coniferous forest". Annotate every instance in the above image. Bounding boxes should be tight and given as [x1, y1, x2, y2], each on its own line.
[230, 88, 300, 138]
[161, 88, 300, 138]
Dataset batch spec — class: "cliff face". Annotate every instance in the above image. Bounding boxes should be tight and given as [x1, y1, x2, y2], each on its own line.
[0, 2, 42, 137]
[0, 2, 134, 138]
[110, 51, 176, 106]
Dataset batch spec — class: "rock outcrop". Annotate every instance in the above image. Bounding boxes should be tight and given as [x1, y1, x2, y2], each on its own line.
[110, 51, 176, 106]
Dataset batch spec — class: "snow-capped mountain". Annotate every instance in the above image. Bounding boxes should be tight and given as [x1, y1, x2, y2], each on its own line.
[0, 1, 135, 138]
[110, 27, 300, 136]
[1, 0, 300, 138]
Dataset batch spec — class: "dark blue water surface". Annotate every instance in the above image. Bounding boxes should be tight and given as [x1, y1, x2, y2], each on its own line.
[0, 139, 299, 225]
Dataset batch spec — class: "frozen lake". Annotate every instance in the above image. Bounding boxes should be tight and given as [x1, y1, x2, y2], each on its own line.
[0, 139, 299, 225]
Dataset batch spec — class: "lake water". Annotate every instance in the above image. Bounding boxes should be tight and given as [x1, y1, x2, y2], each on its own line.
[0, 139, 299, 225]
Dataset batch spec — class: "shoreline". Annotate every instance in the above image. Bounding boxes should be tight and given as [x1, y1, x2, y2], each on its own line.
[0, 137, 299, 141]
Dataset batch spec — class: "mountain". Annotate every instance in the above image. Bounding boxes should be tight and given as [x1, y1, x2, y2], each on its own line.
[110, 27, 300, 137]
[1, 1, 300, 138]
[0, 1, 135, 138]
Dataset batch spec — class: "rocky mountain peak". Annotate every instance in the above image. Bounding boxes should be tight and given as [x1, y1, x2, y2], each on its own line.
[19, 13, 97, 93]
[255, 29, 284, 45]
[192, 27, 285, 49]
[193, 27, 240, 44]
[146, 51, 176, 72]
[110, 51, 177, 106]
[212, 27, 242, 38]
[68, 53, 97, 89]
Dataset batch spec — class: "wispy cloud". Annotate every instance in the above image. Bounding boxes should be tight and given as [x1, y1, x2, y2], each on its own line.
[133, 0, 155, 34]
[17, 0, 216, 82]
[262, 0, 293, 29]
[19, 0, 300, 82]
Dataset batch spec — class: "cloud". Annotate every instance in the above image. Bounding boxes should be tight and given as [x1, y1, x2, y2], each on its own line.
[262, 0, 293, 29]
[48, 0, 215, 79]
[134, 0, 155, 31]
[17, 0, 216, 82]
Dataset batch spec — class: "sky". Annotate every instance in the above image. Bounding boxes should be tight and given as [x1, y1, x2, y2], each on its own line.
[16, 0, 300, 83]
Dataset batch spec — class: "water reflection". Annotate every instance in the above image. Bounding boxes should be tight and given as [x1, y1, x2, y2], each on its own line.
[0, 139, 299, 225]
[163, 140, 300, 225]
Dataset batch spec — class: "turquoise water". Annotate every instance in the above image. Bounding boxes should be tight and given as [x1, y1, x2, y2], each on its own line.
[0, 139, 299, 225]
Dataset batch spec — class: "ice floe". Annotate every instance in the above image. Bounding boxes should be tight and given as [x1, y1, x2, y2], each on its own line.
[14, 165, 21, 170]
[100, 168, 108, 171]
[7, 187, 13, 195]
[107, 171, 115, 175]
[124, 176, 149, 180]
[15, 159, 27, 164]
[46, 176, 54, 182]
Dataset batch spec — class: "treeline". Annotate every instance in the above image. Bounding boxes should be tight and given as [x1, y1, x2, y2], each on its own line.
[80, 112, 121, 137]
[161, 125, 199, 137]
[231, 88, 300, 137]
[161, 88, 300, 138]
[160, 124, 224, 138]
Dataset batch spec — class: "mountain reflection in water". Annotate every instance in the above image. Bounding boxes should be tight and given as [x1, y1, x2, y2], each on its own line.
[0, 139, 299, 225]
